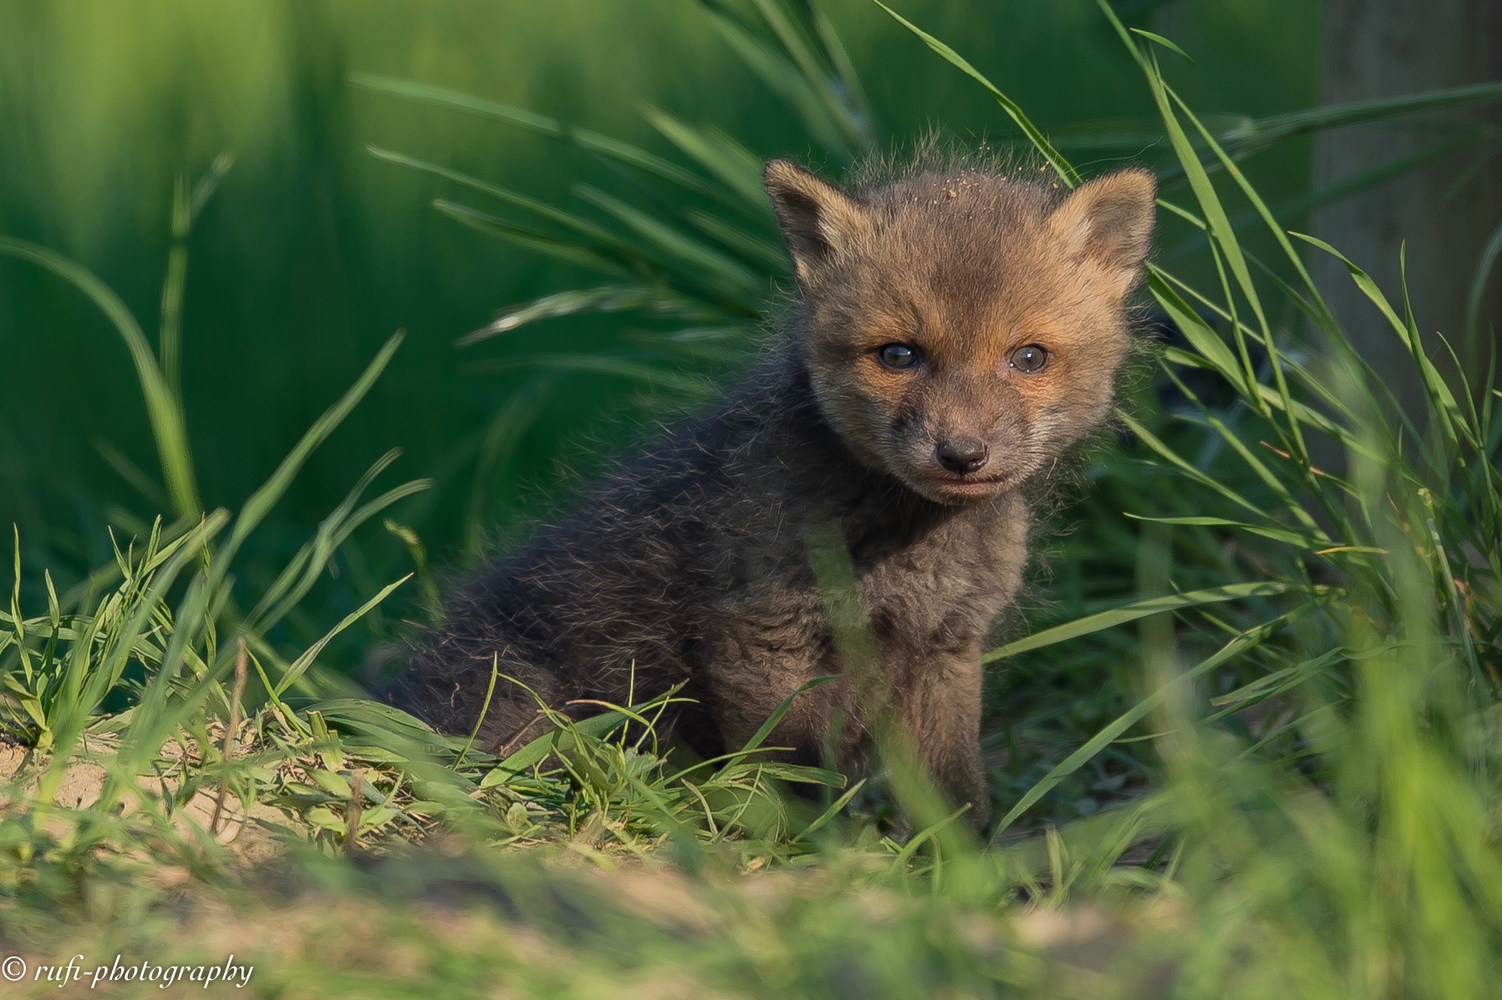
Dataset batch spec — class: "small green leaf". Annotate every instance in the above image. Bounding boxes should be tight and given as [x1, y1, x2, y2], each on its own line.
[303, 806, 344, 832]
[308, 769, 352, 799]
[1130, 28, 1194, 62]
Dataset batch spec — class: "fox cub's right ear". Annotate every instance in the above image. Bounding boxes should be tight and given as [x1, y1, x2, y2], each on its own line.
[763, 160, 869, 286]
[1047, 168, 1157, 301]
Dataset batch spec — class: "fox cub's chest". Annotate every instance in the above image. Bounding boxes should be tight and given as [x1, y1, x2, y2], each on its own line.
[846, 495, 1031, 653]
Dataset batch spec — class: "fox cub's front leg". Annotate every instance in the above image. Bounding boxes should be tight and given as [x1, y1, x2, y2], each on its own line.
[896, 650, 990, 830]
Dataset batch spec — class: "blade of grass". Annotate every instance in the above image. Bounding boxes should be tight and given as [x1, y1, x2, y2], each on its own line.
[985, 581, 1293, 662]
[0, 238, 199, 516]
[870, 1, 1077, 185]
[220, 331, 406, 565]
[349, 73, 563, 135]
[272, 575, 412, 698]
[991, 606, 1312, 837]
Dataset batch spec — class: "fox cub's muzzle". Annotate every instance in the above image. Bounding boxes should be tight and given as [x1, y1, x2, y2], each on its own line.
[934, 437, 989, 475]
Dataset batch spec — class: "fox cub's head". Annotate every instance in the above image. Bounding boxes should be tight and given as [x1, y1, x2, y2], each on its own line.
[764, 159, 1155, 504]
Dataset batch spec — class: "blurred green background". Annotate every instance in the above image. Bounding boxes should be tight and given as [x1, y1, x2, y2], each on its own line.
[0, 0, 1319, 657]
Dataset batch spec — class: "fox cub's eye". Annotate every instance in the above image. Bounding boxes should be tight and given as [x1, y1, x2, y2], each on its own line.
[877, 343, 921, 370]
[1010, 345, 1048, 374]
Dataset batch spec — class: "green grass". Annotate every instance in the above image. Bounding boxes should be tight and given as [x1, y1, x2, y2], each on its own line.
[0, 0, 1323, 621]
[2, 1, 1502, 997]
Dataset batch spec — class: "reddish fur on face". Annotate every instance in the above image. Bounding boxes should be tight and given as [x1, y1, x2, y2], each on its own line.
[765, 160, 1156, 504]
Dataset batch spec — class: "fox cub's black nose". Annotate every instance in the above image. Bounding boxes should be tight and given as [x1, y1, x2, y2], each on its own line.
[936, 438, 989, 475]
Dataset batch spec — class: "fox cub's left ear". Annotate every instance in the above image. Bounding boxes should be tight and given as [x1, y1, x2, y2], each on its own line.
[1048, 168, 1157, 300]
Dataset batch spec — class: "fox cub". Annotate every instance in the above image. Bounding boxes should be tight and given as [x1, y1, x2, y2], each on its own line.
[395, 156, 1156, 827]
